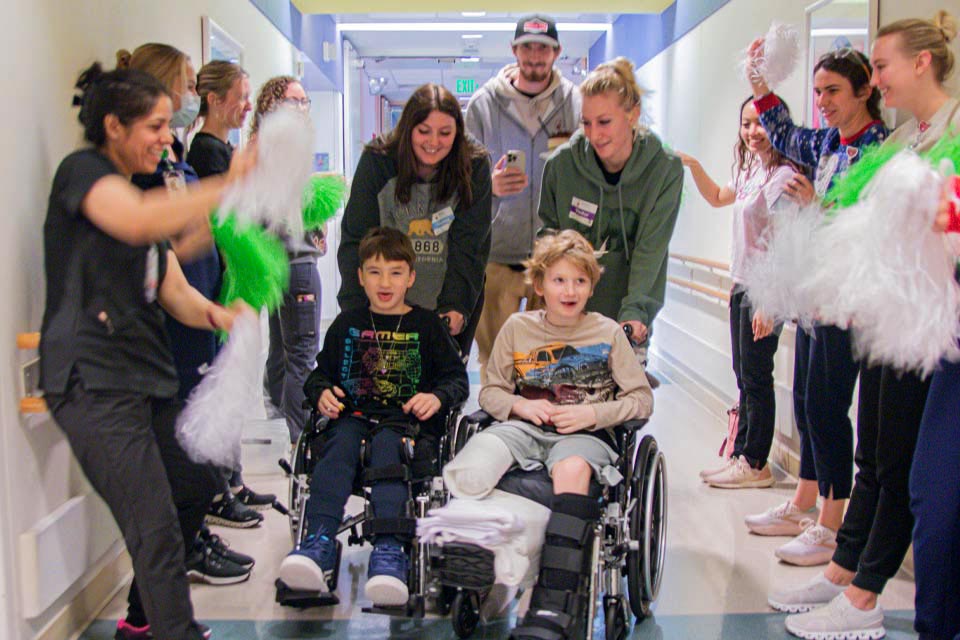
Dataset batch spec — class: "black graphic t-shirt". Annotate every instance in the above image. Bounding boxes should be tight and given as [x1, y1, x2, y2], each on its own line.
[304, 306, 469, 430]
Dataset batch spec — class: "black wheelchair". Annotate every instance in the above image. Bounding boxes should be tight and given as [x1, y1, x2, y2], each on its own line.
[275, 404, 464, 618]
[436, 408, 668, 640]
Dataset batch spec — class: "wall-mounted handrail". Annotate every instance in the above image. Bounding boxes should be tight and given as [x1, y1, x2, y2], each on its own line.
[17, 332, 46, 414]
[669, 252, 730, 273]
[667, 276, 730, 303]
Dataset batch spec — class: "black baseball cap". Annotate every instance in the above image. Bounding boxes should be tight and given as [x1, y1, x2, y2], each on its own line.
[511, 15, 560, 48]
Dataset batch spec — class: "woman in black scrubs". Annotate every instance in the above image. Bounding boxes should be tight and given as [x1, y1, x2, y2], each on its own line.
[40, 63, 252, 640]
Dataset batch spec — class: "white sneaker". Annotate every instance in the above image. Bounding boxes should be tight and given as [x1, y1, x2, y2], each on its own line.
[785, 593, 885, 639]
[768, 573, 846, 613]
[706, 456, 775, 489]
[700, 457, 735, 481]
[776, 519, 837, 566]
[746, 501, 819, 536]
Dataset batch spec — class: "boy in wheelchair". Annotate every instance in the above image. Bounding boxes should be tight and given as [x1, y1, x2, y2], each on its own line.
[443, 230, 653, 639]
[278, 227, 468, 607]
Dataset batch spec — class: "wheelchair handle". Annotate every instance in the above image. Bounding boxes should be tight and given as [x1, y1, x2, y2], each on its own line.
[623, 323, 640, 347]
[278, 458, 293, 475]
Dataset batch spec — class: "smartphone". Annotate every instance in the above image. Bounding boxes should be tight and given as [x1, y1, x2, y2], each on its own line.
[505, 150, 526, 173]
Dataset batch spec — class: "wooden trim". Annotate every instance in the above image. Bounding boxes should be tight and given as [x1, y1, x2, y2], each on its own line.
[667, 276, 730, 303]
[669, 252, 730, 272]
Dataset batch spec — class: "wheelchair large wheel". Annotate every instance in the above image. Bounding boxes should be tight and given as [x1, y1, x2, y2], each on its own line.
[626, 435, 668, 620]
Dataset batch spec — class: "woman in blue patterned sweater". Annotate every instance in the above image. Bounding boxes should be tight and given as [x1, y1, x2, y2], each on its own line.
[741, 42, 890, 570]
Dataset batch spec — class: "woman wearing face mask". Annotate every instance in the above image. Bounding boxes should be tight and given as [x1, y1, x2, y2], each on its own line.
[538, 58, 683, 359]
[123, 46, 258, 607]
[675, 96, 800, 491]
[779, 11, 959, 640]
[253, 76, 328, 444]
[739, 45, 888, 570]
[42, 63, 253, 640]
[337, 83, 492, 357]
[188, 60, 252, 178]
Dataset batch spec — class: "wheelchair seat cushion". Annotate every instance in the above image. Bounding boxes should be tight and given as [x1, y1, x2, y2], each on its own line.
[496, 468, 602, 509]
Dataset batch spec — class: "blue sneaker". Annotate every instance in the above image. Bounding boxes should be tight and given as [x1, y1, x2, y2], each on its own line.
[364, 543, 409, 606]
[278, 530, 336, 592]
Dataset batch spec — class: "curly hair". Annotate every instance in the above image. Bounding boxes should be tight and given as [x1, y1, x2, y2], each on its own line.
[250, 75, 298, 137]
[525, 229, 603, 290]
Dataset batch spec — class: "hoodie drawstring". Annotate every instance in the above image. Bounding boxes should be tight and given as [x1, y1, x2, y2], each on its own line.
[618, 183, 631, 262]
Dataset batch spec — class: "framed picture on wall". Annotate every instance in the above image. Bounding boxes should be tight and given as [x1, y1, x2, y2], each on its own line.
[200, 16, 245, 146]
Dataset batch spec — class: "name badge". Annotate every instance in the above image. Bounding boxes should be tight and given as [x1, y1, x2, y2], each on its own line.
[569, 197, 598, 227]
[432, 206, 455, 235]
[144, 245, 159, 303]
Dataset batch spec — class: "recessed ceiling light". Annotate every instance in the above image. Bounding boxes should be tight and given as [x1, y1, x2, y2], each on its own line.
[460, 57, 480, 62]
[337, 22, 610, 32]
[461, 11, 486, 17]
[462, 34, 484, 39]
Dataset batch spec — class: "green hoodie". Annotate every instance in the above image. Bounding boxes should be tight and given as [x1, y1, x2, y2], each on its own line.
[538, 129, 683, 334]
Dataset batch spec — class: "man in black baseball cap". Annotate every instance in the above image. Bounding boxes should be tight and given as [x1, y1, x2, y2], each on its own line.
[511, 14, 560, 48]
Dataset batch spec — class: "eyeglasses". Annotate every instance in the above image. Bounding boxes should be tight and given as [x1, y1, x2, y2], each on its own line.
[820, 47, 872, 79]
[282, 97, 312, 110]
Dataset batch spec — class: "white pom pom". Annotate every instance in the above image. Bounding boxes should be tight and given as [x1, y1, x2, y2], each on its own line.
[802, 152, 960, 374]
[176, 312, 263, 467]
[742, 203, 824, 325]
[219, 107, 314, 240]
[741, 22, 801, 88]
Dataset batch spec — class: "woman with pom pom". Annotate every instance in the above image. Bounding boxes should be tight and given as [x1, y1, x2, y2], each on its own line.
[741, 42, 888, 569]
[676, 97, 800, 491]
[776, 11, 959, 640]
[40, 62, 254, 640]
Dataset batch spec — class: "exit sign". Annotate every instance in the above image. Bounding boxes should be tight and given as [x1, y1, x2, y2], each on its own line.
[456, 78, 478, 94]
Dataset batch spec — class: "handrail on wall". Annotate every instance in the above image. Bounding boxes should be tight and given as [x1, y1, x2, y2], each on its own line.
[17, 332, 47, 414]
[667, 276, 730, 303]
[669, 252, 730, 273]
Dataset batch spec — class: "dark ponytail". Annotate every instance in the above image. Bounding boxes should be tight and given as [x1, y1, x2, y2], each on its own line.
[73, 62, 169, 146]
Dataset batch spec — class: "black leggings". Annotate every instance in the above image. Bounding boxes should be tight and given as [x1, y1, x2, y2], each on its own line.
[49, 375, 218, 639]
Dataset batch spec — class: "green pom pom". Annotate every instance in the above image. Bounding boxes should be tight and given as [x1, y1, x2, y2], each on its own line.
[826, 142, 903, 210]
[302, 174, 346, 230]
[211, 211, 289, 311]
[922, 131, 960, 174]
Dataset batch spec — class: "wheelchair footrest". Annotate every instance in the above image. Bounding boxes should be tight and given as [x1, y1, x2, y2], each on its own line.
[362, 594, 425, 619]
[274, 579, 340, 609]
[436, 543, 496, 590]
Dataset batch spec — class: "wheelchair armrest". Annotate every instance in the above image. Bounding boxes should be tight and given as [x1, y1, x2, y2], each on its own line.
[621, 418, 649, 433]
[464, 410, 495, 427]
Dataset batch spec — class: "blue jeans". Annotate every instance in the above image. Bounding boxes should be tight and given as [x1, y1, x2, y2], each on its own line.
[910, 358, 960, 639]
[793, 325, 859, 499]
[304, 415, 408, 542]
[267, 257, 321, 442]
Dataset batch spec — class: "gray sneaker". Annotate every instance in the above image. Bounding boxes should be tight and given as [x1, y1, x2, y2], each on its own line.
[745, 501, 819, 536]
[768, 573, 846, 613]
[775, 520, 837, 566]
[785, 593, 885, 639]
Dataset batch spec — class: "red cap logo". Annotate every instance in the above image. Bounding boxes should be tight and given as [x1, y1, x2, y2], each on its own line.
[523, 20, 549, 34]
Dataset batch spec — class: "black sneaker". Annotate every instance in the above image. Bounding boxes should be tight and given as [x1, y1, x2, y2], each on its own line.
[186, 542, 251, 585]
[206, 492, 263, 528]
[233, 485, 276, 511]
[199, 527, 255, 570]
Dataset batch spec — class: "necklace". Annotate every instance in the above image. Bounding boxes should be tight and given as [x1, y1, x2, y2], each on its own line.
[911, 120, 931, 150]
[369, 310, 404, 375]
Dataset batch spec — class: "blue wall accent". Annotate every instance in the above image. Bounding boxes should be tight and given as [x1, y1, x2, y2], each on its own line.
[589, 0, 730, 71]
[248, 0, 341, 91]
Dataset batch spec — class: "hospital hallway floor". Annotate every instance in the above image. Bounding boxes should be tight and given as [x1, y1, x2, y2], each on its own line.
[79, 364, 918, 640]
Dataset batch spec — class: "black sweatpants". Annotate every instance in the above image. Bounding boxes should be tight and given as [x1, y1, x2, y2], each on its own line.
[832, 364, 931, 594]
[48, 374, 218, 640]
[729, 288, 781, 468]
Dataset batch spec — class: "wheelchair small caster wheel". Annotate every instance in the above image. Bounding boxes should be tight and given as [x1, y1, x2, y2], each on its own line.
[451, 589, 480, 638]
[604, 595, 628, 640]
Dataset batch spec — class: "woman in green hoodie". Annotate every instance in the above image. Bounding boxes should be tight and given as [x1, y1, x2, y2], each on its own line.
[538, 57, 683, 353]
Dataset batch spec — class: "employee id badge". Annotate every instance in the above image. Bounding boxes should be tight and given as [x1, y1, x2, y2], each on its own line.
[144, 245, 159, 303]
[432, 206, 455, 235]
[569, 196, 598, 227]
[163, 167, 186, 195]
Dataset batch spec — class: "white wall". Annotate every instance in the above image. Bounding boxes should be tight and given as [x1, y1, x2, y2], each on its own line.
[0, 2, 297, 638]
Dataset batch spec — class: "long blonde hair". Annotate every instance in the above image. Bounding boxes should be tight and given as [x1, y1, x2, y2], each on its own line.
[877, 11, 958, 84]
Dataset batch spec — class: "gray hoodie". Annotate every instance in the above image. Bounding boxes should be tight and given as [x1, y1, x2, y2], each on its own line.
[465, 65, 580, 265]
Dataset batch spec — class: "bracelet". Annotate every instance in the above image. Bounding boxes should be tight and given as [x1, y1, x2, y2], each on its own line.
[947, 176, 960, 234]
